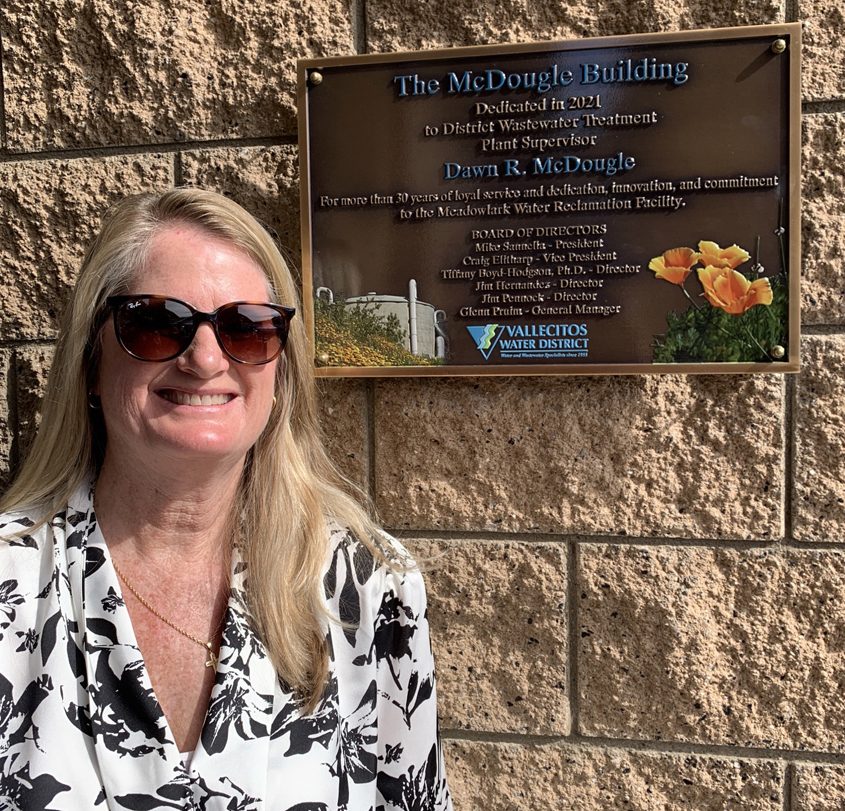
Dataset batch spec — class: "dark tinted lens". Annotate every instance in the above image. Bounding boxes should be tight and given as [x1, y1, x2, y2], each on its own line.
[216, 303, 287, 364]
[115, 297, 195, 360]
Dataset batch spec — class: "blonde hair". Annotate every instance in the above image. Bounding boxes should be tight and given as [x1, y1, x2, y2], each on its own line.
[1, 188, 386, 709]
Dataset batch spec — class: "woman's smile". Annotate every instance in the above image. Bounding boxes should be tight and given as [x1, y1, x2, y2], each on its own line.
[156, 389, 237, 407]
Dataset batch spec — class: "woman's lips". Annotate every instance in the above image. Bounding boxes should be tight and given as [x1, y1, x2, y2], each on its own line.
[157, 389, 235, 406]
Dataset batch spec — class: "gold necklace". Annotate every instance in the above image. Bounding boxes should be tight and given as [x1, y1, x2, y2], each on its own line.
[112, 559, 221, 669]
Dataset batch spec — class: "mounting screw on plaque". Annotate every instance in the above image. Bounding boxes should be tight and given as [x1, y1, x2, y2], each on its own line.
[771, 38, 787, 53]
[771, 345, 786, 359]
[317, 352, 330, 365]
[308, 71, 323, 86]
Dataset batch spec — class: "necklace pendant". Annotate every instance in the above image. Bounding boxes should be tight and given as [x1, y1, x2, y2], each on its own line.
[205, 643, 218, 670]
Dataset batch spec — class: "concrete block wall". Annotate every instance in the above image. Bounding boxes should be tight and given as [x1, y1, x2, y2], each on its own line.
[1, 1, 843, 807]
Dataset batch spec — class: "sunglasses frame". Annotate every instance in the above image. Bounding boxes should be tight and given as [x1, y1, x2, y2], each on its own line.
[106, 294, 296, 365]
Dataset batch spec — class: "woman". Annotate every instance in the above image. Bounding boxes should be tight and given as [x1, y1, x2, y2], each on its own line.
[0, 189, 452, 810]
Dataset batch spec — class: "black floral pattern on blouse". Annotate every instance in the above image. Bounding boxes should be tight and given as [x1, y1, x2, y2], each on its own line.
[0, 492, 452, 810]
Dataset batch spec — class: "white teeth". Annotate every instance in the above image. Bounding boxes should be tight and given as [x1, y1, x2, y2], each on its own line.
[161, 391, 232, 406]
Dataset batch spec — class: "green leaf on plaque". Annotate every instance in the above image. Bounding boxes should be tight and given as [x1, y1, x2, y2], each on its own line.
[653, 276, 788, 364]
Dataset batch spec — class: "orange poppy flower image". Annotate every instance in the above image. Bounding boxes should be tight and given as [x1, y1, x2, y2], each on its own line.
[697, 266, 773, 314]
[648, 247, 699, 285]
[697, 240, 750, 269]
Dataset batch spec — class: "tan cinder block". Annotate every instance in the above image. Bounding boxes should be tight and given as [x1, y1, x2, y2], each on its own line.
[793, 765, 845, 810]
[1, 0, 355, 151]
[15, 345, 55, 463]
[444, 740, 782, 811]
[180, 146, 302, 260]
[0, 351, 13, 488]
[0, 155, 173, 341]
[410, 539, 567, 734]
[374, 375, 784, 538]
[800, 2, 845, 101]
[316, 378, 369, 490]
[579, 544, 845, 750]
[794, 336, 845, 541]
[367, 0, 783, 51]
[802, 114, 845, 325]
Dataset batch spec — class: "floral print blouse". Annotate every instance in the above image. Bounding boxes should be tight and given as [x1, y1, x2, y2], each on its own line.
[0, 484, 452, 811]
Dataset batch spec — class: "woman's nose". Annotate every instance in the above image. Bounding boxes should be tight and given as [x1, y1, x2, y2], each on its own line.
[176, 322, 229, 374]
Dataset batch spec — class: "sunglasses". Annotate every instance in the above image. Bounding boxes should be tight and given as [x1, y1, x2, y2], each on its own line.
[106, 295, 296, 365]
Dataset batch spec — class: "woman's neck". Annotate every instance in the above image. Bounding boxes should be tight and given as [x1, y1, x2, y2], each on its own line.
[94, 454, 242, 564]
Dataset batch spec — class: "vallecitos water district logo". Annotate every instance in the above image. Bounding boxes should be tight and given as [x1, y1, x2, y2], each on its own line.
[466, 324, 503, 360]
[467, 323, 590, 361]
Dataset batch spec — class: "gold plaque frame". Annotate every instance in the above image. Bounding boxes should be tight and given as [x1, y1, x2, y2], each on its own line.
[298, 23, 801, 377]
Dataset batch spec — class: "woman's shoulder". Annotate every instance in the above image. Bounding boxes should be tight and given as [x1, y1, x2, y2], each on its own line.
[0, 504, 49, 548]
[0, 505, 52, 587]
[326, 520, 415, 563]
[323, 521, 427, 611]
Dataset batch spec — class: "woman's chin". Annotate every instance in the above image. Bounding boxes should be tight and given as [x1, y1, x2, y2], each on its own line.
[142, 428, 252, 468]
[173, 438, 247, 460]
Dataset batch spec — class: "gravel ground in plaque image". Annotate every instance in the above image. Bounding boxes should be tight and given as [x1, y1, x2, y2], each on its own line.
[314, 285, 447, 368]
[649, 236, 789, 364]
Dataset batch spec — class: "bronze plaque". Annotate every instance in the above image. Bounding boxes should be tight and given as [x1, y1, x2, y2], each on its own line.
[298, 23, 800, 376]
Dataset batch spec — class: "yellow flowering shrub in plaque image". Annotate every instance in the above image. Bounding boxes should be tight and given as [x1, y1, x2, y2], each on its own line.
[648, 239, 787, 363]
[314, 297, 443, 367]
